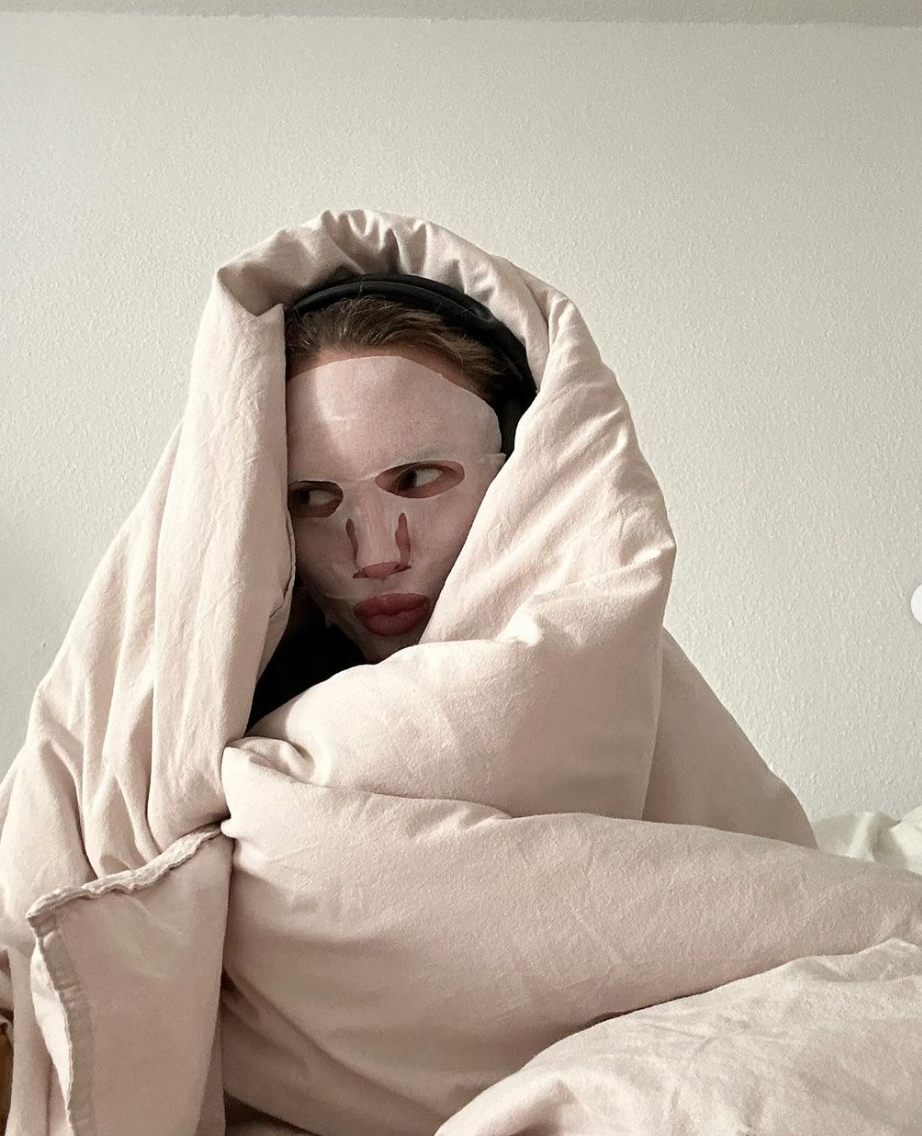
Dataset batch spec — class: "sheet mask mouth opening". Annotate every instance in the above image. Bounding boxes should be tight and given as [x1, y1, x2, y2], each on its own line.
[353, 592, 430, 636]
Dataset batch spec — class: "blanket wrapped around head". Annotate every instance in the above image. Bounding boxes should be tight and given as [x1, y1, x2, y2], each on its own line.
[0, 208, 845, 1132]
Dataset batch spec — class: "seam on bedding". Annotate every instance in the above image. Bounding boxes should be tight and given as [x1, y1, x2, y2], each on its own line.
[22, 825, 228, 1135]
[25, 825, 225, 921]
[30, 909, 97, 1136]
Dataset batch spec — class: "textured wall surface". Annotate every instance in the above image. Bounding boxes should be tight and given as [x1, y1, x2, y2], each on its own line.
[4, 0, 922, 21]
[1, 13, 919, 820]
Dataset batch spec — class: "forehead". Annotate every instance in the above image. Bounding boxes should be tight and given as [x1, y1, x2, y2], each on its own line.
[286, 354, 500, 480]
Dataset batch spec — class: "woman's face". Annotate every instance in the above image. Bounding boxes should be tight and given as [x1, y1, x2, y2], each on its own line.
[286, 345, 506, 662]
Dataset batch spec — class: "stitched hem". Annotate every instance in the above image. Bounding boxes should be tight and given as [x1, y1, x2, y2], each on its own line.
[23, 825, 226, 1136]
[25, 825, 224, 921]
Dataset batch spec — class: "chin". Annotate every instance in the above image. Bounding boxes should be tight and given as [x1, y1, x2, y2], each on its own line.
[357, 625, 427, 663]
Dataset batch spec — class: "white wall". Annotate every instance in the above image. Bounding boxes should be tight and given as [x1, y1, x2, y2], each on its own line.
[2, 12, 920, 820]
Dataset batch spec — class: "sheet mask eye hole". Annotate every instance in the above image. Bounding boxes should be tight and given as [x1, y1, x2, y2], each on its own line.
[387, 462, 464, 498]
[288, 483, 343, 518]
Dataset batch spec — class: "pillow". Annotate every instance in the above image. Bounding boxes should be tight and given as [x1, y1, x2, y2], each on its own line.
[23, 827, 230, 1136]
[219, 742, 922, 1136]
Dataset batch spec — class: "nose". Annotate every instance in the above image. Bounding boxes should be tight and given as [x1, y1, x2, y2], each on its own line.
[347, 511, 411, 578]
[360, 560, 401, 580]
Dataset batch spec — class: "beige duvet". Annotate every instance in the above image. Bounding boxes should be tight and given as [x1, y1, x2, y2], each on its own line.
[2, 209, 920, 1135]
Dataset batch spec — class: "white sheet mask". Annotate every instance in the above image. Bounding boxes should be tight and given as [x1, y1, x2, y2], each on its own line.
[286, 353, 506, 662]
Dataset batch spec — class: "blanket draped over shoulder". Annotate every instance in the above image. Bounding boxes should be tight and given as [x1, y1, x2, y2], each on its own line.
[4, 209, 919, 1136]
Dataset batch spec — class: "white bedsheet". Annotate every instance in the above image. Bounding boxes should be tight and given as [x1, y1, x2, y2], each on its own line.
[813, 804, 922, 874]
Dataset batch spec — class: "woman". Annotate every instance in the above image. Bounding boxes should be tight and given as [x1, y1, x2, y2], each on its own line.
[247, 293, 525, 726]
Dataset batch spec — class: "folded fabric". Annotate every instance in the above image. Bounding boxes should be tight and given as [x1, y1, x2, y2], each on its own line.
[219, 738, 922, 1136]
[23, 828, 229, 1136]
[2, 208, 820, 1132]
[434, 937, 922, 1136]
[10, 808, 921, 1136]
[813, 805, 922, 872]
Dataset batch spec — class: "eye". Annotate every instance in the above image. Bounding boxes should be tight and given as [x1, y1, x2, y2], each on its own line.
[287, 482, 342, 518]
[389, 463, 464, 498]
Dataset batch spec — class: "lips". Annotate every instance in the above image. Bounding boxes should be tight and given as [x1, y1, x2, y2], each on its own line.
[353, 592, 431, 637]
